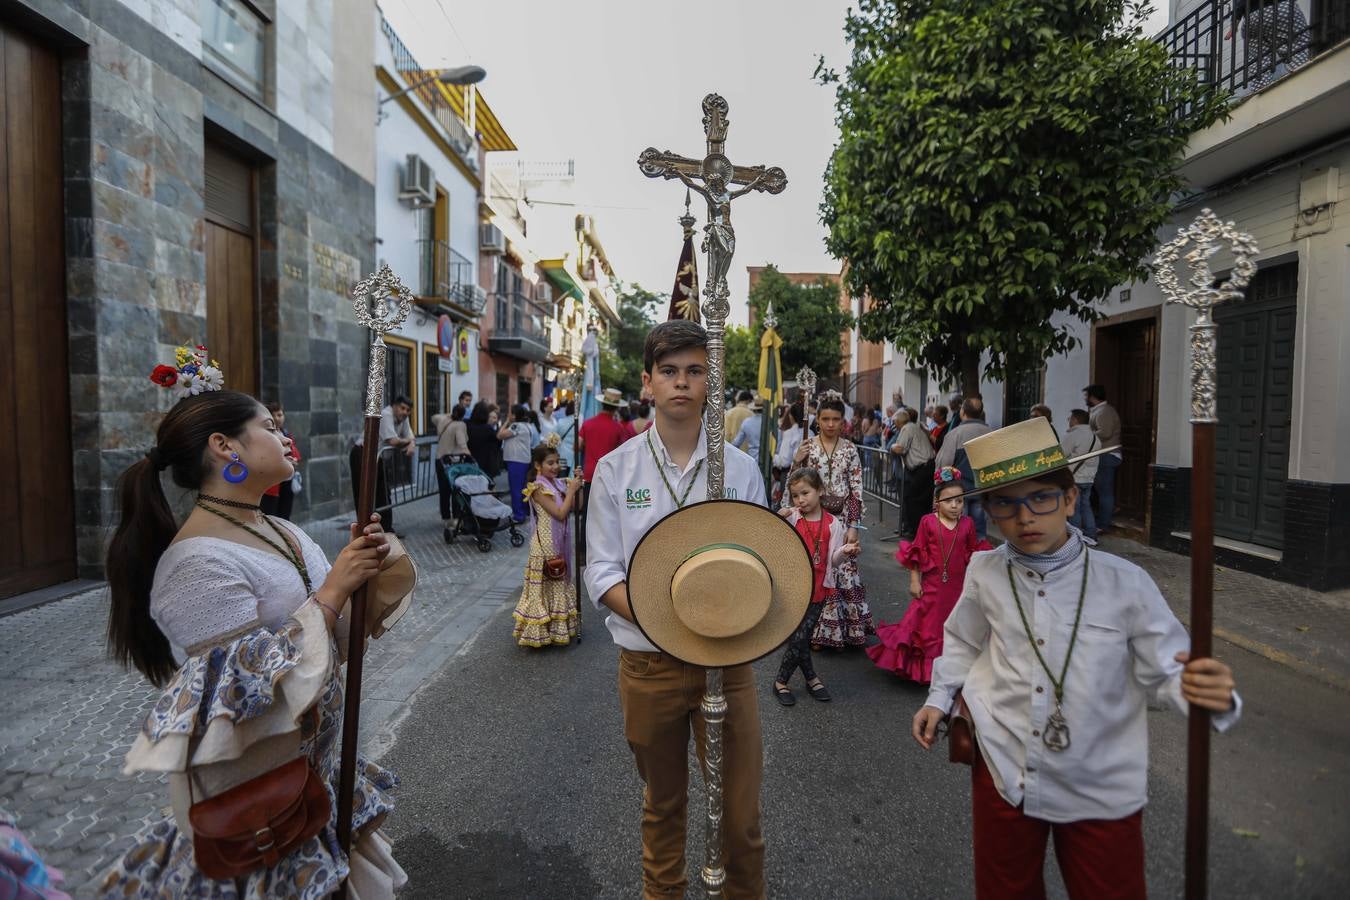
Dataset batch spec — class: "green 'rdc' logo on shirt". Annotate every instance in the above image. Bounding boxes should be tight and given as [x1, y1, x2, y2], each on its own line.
[625, 487, 653, 509]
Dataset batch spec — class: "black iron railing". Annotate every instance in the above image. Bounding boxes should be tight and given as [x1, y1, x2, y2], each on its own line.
[1160, 0, 1350, 110]
[416, 239, 480, 311]
[490, 291, 550, 342]
[381, 16, 476, 151]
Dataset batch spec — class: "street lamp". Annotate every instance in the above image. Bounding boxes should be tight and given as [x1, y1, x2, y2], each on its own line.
[377, 65, 487, 124]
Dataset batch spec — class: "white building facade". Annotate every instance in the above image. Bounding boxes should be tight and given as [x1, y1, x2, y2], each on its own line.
[373, 11, 515, 432]
[856, 0, 1350, 589]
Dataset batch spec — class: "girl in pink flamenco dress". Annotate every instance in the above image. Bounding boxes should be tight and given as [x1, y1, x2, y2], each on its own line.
[867, 466, 991, 683]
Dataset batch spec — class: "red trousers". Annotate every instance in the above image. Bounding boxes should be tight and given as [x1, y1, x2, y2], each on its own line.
[972, 752, 1146, 900]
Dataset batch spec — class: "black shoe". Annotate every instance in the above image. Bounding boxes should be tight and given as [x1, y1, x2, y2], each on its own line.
[772, 683, 796, 706]
[807, 681, 832, 702]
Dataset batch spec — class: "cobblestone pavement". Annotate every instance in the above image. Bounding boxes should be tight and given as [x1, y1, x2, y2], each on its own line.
[0, 496, 527, 892]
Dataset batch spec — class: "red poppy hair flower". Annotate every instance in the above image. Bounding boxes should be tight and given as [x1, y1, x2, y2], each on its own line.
[149, 365, 179, 388]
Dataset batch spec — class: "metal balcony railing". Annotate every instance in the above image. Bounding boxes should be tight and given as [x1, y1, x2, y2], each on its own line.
[490, 291, 549, 341]
[1159, 0, 1350, 113]
[416, 240, 482, 312]
[381, 17, 477, 156]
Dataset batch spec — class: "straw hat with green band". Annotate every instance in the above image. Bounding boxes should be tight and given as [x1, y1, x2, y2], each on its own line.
[627, 499, 813, 667]
[955, 416, 1119, 498]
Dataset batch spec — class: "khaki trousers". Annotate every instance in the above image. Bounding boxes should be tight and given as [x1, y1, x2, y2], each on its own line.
[618, 650, 766, 900]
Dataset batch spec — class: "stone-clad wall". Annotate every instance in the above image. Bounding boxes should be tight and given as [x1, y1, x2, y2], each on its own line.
[14, 0, 376, 579]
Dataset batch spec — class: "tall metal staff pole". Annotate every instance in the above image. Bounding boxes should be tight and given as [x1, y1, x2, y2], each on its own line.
[638, 93, 786, 898]
[335, 265, 414, 889]
[796, 365, 817, 446]
[559, 370, 584, 633]
[1153, 209, 1257, 900]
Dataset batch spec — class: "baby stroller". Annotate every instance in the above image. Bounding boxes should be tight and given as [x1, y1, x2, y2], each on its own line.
[444, 462, 525, 552]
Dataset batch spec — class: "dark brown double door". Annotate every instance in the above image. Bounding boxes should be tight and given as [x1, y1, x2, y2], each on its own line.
[1213, 261, 1296, 549]
[204, 142, 259, 399]
[0, 23, 76, 598]
[1093, 313, 1158, 524]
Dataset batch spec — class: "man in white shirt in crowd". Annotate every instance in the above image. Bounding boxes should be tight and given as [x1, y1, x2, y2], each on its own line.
[734, 398, 764, 459]
[585, 319, 768, 900]
[1060, 409, 1100, 545]
[379, 394, 417, 459]
[1084, 384, 1123, 532]
[936, 396, 993, 537]
[724, 389, 754, 445]
[913, 421, 1239, 898]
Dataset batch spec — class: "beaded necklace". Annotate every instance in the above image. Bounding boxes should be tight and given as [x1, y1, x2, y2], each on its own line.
[195, 500, 313, 594]
[1006, 550, 1090, 752]
[645, 429, 703, 509]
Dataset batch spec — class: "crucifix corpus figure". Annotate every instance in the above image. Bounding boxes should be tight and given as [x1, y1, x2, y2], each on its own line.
[619, 94, 801, 900]
[639, 94, 786, 318]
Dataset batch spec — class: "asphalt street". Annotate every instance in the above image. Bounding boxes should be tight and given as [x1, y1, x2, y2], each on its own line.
[381, 513, 1350, 899]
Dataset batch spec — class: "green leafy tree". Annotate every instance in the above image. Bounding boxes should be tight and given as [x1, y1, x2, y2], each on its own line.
[600, 284, 662, 397]
[724, 325, 760, 392]
[746, 266, 853, 382]
[818, 0, 1228, 392]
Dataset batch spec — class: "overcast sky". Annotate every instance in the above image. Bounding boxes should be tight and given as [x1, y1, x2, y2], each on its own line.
[381, 1, 1172, 327]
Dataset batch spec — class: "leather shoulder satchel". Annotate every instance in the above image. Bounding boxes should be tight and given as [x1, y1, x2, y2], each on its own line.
[530, 489, 568, 580]
[188, 755, 329, 879]
[946, 690, 976, 766]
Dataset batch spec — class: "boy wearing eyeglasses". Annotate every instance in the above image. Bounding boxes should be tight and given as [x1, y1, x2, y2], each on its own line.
[910, 418, 1240, 900]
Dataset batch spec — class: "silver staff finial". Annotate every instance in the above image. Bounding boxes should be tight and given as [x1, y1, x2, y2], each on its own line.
[763, 303, 777, 330]
[796, 366, 817, 396]
[1152, 209, 1258, 424]
[351, 264, 415, 416]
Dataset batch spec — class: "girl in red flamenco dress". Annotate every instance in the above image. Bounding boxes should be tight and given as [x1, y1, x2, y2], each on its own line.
[867, 466, 991, 683]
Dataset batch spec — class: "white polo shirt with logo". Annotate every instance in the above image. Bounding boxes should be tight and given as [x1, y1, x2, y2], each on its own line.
[584, 424, 767, 652]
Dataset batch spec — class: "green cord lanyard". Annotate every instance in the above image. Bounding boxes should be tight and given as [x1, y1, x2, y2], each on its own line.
[646, 429, 704, 509]
[1006, 550, 1089, 752]
[196, 500, 314, 594]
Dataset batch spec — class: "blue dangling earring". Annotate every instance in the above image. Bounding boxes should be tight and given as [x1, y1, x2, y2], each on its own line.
[222, 452, 249, 484]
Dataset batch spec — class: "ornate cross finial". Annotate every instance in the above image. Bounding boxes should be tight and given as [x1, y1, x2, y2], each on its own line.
[679, 187, 696, 237]
[1152, 209, 1259, 423]
[762, 302, 777, 330]
[351, 263, 415, 415]
[796, 366, 817, 396]
[352, 263, 414, 334]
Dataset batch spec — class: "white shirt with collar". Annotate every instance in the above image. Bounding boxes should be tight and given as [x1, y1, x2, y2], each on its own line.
[926, 543, 1242, 823]
[584, 423, 767, 652]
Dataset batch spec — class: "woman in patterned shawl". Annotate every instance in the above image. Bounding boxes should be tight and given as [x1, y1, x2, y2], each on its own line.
[786, 394, 875, 648]
[98, 390, 405, 898]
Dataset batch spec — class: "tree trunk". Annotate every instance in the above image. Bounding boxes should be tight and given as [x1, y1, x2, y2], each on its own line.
[959, 349, 981, 398]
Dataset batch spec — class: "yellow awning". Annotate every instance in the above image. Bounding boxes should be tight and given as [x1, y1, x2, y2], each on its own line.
[431, 78, 517, 151]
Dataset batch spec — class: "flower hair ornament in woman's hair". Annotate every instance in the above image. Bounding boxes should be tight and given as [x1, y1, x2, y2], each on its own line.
[542, 430, 562, 450]
[934, 465, 963, 486]
[148, 344, 224, 400]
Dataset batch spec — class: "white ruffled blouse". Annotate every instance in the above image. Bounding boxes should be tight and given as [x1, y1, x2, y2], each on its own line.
[150, 519, 332, 661]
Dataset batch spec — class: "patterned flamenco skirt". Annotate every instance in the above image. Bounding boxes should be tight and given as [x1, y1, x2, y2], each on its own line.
[811, 584, 875, 649]
[513, 555, 579, 647]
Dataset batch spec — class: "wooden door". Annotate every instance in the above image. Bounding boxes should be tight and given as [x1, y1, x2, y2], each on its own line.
[1093, 314, 1158, 524]
[1214, 261, 1296, 548]
[0, 23, 76, 598]
[1114, 319, 1156, 522]
[204, 142, 258, 398]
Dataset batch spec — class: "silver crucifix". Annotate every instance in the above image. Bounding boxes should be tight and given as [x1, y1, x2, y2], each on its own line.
[1152, 209, 1258, 423]
[637, 93, 787, 900]
[638, 93, 787, 499]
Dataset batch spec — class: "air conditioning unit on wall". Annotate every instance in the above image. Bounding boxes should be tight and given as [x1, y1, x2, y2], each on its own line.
[399, 154, 435, 208]
[480, 223, 506, 254]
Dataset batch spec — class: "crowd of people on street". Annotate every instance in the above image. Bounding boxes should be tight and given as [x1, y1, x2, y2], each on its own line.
[47, 326, 1239, 900]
